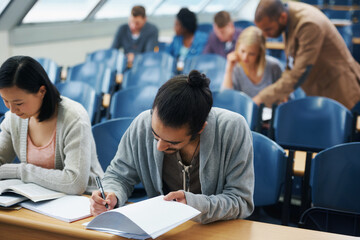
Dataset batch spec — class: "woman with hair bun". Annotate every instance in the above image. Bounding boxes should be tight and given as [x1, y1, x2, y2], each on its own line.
[91, 70, 254, 224]
[0, 56, 103, 195]
[222, 26, 283, 98]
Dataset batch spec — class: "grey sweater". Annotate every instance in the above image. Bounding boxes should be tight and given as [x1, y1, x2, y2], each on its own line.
[111, 22, 159, 54]
[103, 108, 254, 224]
[0, 97, 104, 194]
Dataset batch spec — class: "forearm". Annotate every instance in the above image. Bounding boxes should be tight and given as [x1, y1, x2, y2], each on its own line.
[222, 64, 235, 89]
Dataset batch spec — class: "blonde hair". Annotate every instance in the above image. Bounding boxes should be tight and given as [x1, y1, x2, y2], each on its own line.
[235, 26, 266, 77]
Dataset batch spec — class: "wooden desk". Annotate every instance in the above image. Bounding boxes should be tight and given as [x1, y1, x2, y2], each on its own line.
[0, 207, 358, 240]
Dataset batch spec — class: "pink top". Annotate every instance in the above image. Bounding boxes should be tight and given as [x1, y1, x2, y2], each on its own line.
[27, 129, 56, 169]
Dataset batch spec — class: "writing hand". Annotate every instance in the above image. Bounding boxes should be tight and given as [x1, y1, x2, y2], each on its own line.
[163, 190, 187, 204]
[90, 190, 117, 216]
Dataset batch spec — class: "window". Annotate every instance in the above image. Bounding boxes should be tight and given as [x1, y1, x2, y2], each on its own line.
[94, 0, 158, 19]
[22, 0, 99, 23]
[153, 0, 207, 16]
[0, 0, 11, 17]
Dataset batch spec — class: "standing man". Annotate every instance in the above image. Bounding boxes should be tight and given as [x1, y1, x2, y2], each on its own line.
[203, 11, 242, 58]
[111, 5, 159, 67]
[90, 70, 254, 224]
[253, 0, 360, 110]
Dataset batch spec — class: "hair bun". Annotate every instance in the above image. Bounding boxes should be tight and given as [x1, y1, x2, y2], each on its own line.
[188, 70, 210, 88]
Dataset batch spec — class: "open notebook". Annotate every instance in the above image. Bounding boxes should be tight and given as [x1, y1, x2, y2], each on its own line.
[0, 179, 65, 207]
[86, 195, 200, 239]
[20, 195, 91, 222]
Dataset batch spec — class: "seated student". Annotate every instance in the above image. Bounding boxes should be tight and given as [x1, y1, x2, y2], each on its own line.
[111, 5, 159, 67]
[166, 8, 209, 71]
[222, 26, 283, 98]
[90, 70, 254, 224]
[203, 11, 242, 58]
[0, 56, 104, 195]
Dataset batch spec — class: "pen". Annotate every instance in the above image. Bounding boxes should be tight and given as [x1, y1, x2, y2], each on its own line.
[95, 176, 109, 209]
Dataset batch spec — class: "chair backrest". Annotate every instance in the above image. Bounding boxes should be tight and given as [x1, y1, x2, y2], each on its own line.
[273, 96, 353, 151]
[310, 142, 360, 213]
[121, 66, 173, 89]
[183, 54, 227, 91]
[233, 20, 255, 29]
[56, 81, 101, 124]
[252, 132, 287, 206]
[197, 23, 213, 34]
[67, 61, 115, 94]
[86, 48, 125, 73]
[35, 57, 62, 84]
[289, 87, 306, 100]
[109, 85, 158, 119]
[0, 99, 8, 117]
[92, 117, 134, 171]
[132, 51, 175, 74]
[212, 89, 259, 130]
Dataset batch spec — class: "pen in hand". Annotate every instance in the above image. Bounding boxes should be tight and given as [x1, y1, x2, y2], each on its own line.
[95, 176, 109, 209]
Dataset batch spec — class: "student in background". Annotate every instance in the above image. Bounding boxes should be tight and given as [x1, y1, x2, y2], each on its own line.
[203, 11, 242, 58]
[166, 8, 209, 71]
[254, 0, 360, 109]
[111, 5, 159, 67]
[222, 26, 283, 98]
[0, 56, 103, 194]
[90, 70, 254, 224]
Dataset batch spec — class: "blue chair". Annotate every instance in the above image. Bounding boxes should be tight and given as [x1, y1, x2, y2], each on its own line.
[289, 87, 306, 100]
[35, 57, 62, 84]
[56, 82, 101, 124]
[270, 96, 354, 223]
[183, 54, 227, 91]
[155, 42, 170, 52]
[252, 132, 287, 207]
[299, 142, 360, 237]
[66, 61, 115, 95]
[0, 99, 8, 118]
[272, 97, 353, 151]
[92, 117, 147, 202]
[197, 23, 213, 34]
[92, 117, 134, 171]
[234, 20, 255, 29]
[311, 142, 360, 213]
[108, 85, 158, 119]
[86, 48, 126, 74]
[121, 66, 173, 89]
[212, 89, 260, 131]
[131, 52, 175, 74]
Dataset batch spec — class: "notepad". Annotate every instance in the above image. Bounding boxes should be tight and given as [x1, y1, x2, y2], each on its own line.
[20, 195, 92, 222]
[0, 179, 65, 205]
[86, 195, 200, 239]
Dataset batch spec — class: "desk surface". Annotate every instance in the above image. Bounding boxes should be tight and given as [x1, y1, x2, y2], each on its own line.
[0, 207, 358, 240]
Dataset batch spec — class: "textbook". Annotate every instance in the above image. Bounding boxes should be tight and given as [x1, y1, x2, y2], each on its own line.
[20, 195, 91, 222]
[0, 179, 65, 206]
[86, 195, 201, 239]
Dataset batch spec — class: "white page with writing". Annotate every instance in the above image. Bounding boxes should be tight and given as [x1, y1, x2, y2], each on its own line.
[10, 183, 65, 202]
[0, 179, 24, 194]
[20, 195, 91, 222]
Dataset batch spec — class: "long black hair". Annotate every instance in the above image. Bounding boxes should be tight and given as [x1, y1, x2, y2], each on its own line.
[0, 56, 61, 122]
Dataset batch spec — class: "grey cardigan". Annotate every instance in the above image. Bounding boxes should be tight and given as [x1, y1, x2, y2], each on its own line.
[103, 108, 254, 224]
[0, 97, 104, 194]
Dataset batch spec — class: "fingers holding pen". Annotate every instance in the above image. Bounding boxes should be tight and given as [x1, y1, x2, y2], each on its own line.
[90, 191, 117, 216]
